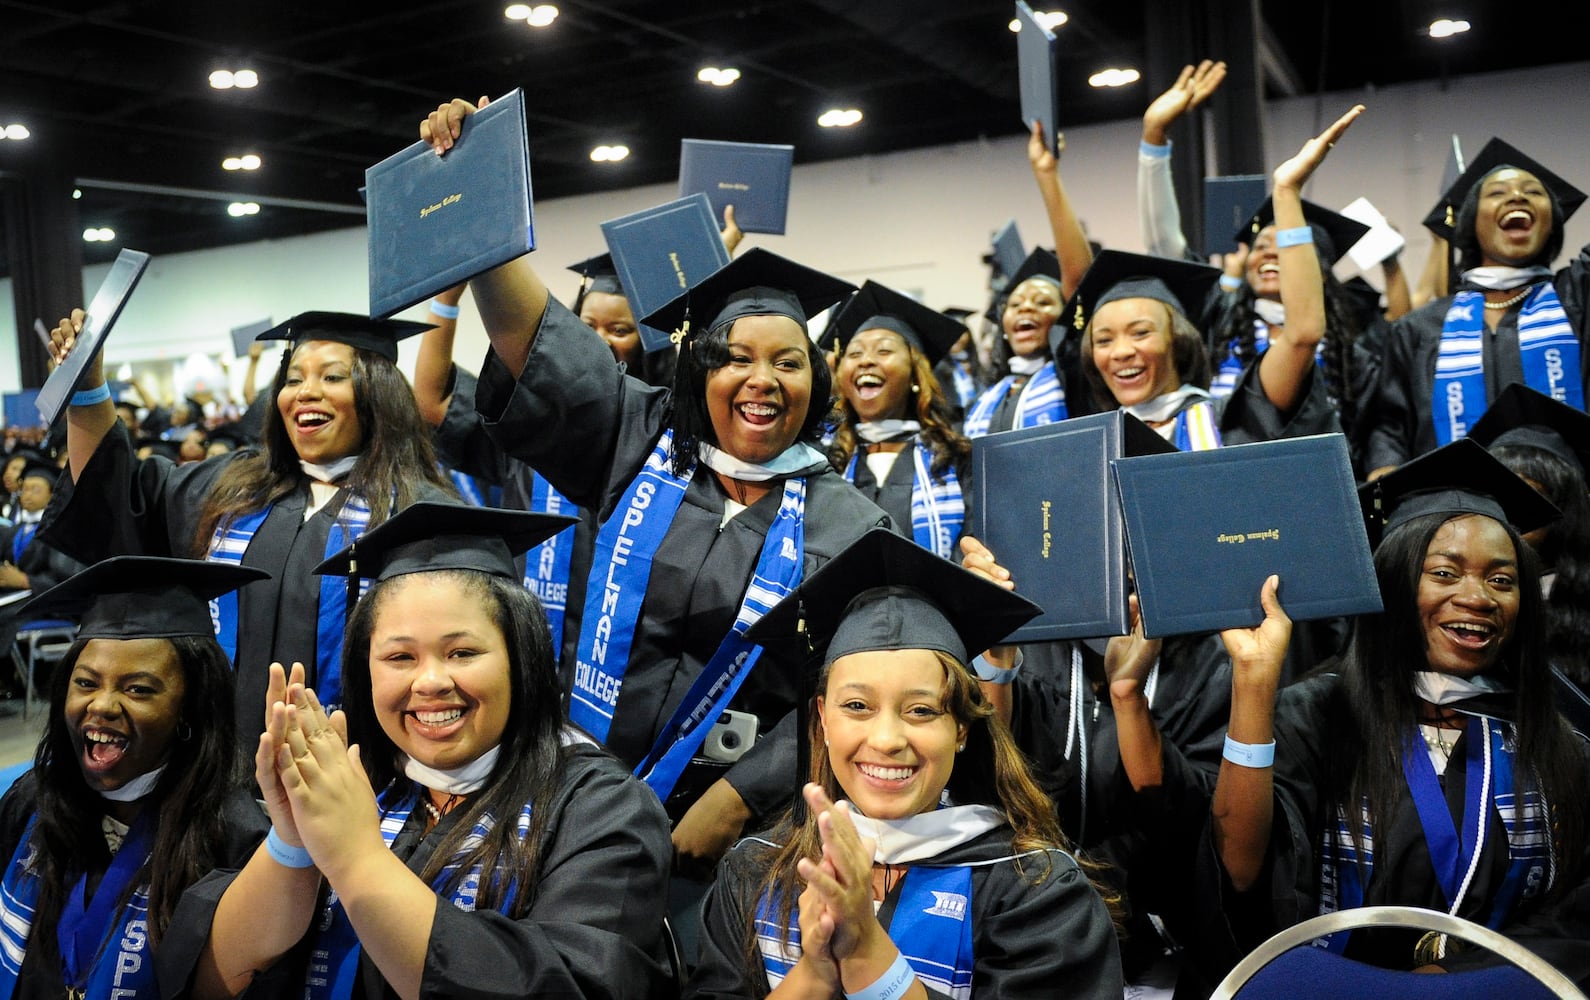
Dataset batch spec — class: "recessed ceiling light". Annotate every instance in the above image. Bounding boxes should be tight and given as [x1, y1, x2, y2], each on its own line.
[1008, 10, 1068, 31]
[227, 202, 261, 217]
[1428, 18, 1471, 38]
[818, 108, 863, 128]
[72, 188, 81, 199]
[1088, 67, 1141, 88]
[209, 68, 259, 90]
[83, 227, 115, 242]
[590, 144, 629, 162]
[1, 123, 30, 140]
[222, 153, 263, 171]
[697, 66, 741, 87]
[506, 3, 557, 25]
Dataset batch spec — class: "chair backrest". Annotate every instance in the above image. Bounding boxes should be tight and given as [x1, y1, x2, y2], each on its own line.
[1210, 905, 1586, 1000]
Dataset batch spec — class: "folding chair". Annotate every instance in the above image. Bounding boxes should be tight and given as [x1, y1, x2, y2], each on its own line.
[10, 619, 77, 719]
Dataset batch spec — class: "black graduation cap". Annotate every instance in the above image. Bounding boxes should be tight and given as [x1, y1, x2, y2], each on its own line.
[18, 456, 59, 485]
[19, 556, 269, 640]
[940, 307, 977, 326]
[1358, 438, 1560, 546]
[313, 501, 577, 584]
[1421, 137, 1587, 242]
[256, 311, 434, 363]
[983, 247, 1061, 326]
[1340, 276, 1384, 328]
[567, 252, 625, 300]
[821, 281, 967, 367]
[204, 423, 256, 452]
[1468, 383, 1590, 478]
[746, 527, 1042, 667]
[1056, 250, 1221, 354]
[637, 248, 855, 345]
[1235, 197, 1372, 265]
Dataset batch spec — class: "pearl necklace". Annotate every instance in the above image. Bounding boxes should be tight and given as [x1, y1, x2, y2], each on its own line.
[1484, 288, 1531, 310]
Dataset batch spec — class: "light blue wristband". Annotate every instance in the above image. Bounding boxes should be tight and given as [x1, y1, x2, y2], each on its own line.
[1274, 226, 1315, 248]
[972, 650, 1023, 685]
[1219, 275, 1244, 292]
[70, 383, 112, 407]
[845, 951, 914, 1000]
[1139, 139, 1172, 159]
[1223, 734, 1277, 768]
[266, 827, 315, 869]
[430, 299, 461, 319]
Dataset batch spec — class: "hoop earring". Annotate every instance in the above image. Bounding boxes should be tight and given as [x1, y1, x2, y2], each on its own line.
[178, 721, 193, 742]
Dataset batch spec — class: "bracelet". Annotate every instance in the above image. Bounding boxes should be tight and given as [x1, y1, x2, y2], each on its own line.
[70, 383, 112, 407]
[972, 650, 1023, 685]
[265, 827, 315, 869]
[1138, 138, 1172, 159]
[1219, 274, 1244, 292]
[845, 952, 914, 1000]
[1274, 226, 1315, 248]
[1223, 734, 1277, 768]
[430, 299, 461, 319]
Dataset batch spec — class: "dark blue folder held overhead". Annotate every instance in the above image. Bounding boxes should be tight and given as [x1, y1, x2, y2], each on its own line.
[1015, 0, 1061, 153]
[1112, 434, 1381, 639]
[972, 410, 1176, 642]
[365, 88, 534, 320]
[1204, 175, 1267, 257]
[679, 138, 794, 236]
[36, 248, 151, 428]
[601, 193, 731, 352]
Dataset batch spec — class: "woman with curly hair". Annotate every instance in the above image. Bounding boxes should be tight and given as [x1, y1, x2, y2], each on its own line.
[826, 282, 973, 559]
[688, 529, 1122, 999]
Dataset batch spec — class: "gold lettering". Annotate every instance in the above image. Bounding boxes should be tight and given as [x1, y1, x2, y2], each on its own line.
[716, 181, 751, 191]
[418, 192, 464, 219]
[668, 251, 687, 289]
[1217, 528, 1281, 544]
[1042, 531, 1051, 558]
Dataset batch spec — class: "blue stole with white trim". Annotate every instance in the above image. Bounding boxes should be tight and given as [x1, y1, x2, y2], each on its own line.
[1315, 716, 1550, 953]
[1171, 401, 1223, 452]
[525, 474, 577, 654]
[206, 491, 374, 706]
[963, 362, 1066, 438]
[1433, 284, 1585, 446]
[756, 865, 976, 999]
[8, 523, 36, 565]
[842, 444, 963, 559]
[0, 815, 158, 1000]
[948, 357, 979, 411]
[567, 430, 807, 800]
[307, 781, 533, 1000]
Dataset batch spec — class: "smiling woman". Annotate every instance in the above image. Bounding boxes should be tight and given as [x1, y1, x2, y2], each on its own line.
[43, 310, 456, 755]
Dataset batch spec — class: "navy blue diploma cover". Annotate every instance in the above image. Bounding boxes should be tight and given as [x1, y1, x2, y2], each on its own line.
[365, 88, 535, 320]
[601, 193, 731, 352]
[1015, 0, 1061, 153]
[972, 411, 1176, 642]
[992, 219, 1025, 284]
[679, 139, 794, 235]
[229, 318, 272, 358]
[1204, 175, 1267, 257]
[1112, 433, 1382, 639]
[37, 248, 151, 428]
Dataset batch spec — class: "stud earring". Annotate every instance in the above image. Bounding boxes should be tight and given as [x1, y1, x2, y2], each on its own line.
[956, 743, 965, 752]
[911, 383, 920, 392]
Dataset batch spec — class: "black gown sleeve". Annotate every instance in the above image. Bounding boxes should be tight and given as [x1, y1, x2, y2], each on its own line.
[686, 838, 775, 1000]
[1216, 355, 1343, 446]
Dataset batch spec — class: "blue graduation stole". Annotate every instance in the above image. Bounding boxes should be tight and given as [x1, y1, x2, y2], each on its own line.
[1315, 716, 1550, 953]
[841, 444, 963, 559]
[0, 815, 159, 1000]
[1172, 401, 1223, 452]
[962, 361, 1066, 438]
[205, 492, 374, 707]
[756, 865, 976, 999]
[525, 474, 577, 654]
[567, 429, 807, 800]
[948, 357, 979, 411]
[306, 782, 533, 1000]
[9, 522, 36, 565]
[1433, 284, 1585, 446]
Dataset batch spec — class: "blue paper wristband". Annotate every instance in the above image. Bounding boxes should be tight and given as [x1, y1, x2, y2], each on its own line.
[429, 299, 461, 319]
[266, 827, 315, 869]
[1223, 734, 1277, 768]
[1219, 274, 1244, 292]
[70, 383, 112, 407]
[972, 650, 1024, 685]
[845, 952, 914, 1000]
[1274, 226, 1315, 248]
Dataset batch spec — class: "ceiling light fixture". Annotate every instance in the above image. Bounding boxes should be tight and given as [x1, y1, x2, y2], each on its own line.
[589, 144, 630, 162]
[83, 227, 116, 242]
[818, 108, 863, 128]
[1, 123, 30, 140]
[506, 4, 558, 26]
[1088, 67, 1141, 88]
[227, 202, 261, 217]
[1428, 18, 1471, 38]
[223, 154, 263, 171]
[697, 66, 741, 87]
[1008, 10, 1068, 31]
[209, 68, 259, 90]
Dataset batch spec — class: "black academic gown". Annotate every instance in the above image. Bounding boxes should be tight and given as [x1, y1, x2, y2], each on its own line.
[689, 824, 1123, 1000]
[840, 441, 971, 557]
[39, 426, 453, 747]
[0, 772, 266, 1000]
[1186, 672, 1590, 987]
[472, 299, 891, 821]
[166, 742, 674, 1000]
[1365, 244, 1590, 471]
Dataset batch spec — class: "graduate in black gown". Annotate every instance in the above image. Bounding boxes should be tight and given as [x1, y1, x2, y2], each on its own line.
[824, 282, 972, 560]
[1366, 138, 1590, 477]
[41, 311, 456, 749]
[689, 529, 1123, 1000]
[0, 458, 85, 651]
[423, 93, 891, 878]
[1174, 442, 1590, 985]
[188, 503, 674, 1000]
[0, 557, 267, 999]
